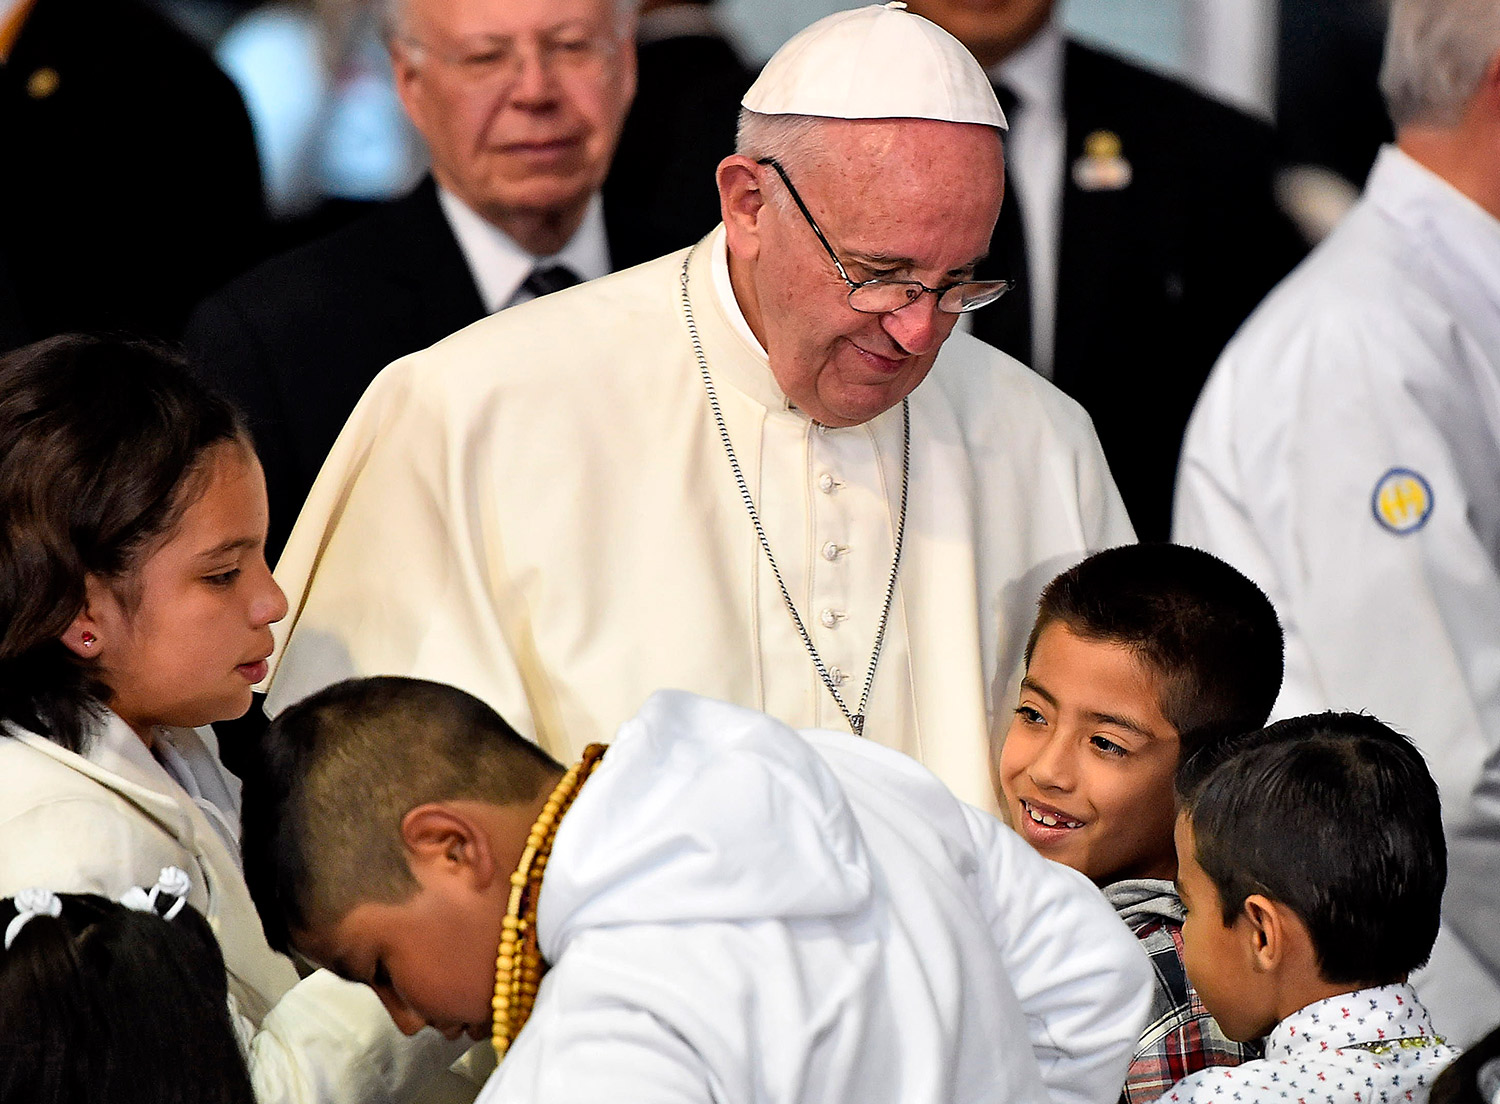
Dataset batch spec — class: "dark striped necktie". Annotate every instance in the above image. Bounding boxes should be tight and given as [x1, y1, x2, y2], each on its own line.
[521, 264, 583, 300]
[971, 80, 1033, 368]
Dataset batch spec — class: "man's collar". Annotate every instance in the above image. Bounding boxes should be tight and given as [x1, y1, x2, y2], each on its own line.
[988, 19, 1065, 116]
[437, 187, 612, 313]
[709, 224, 769, 361]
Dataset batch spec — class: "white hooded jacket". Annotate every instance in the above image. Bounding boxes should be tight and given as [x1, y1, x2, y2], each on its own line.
[485, 691, 1151, 1104]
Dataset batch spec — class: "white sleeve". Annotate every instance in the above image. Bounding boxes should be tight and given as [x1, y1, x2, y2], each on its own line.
[1174, 313, 1500, 993]
[962, 804, 1153, 1104]
[479, 952, 715, 1104]
[249, 971, 480, 1104]
[265, 356, 549, 754]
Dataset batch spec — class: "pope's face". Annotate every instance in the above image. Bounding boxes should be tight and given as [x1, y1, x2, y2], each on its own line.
[391, 0, 635, 228]
[906, 0, 1058, 67]
[734, 119, 1004, 428]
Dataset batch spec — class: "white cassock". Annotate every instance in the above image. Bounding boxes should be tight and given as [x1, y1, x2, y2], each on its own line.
[267, 228, 1133, 812]
[1174, 145, 1500, 1044]
[488, 690, 1151, 1104]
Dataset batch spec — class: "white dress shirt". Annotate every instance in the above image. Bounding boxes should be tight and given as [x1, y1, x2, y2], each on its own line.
[985, 20, 1066, 379]
[437, 186, 611, 313]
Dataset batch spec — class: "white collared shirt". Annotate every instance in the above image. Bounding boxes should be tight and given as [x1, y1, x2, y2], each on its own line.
[709, 224, 769, 362]
[437, 186, 611, 313]
[1158, 984, 1456, 1104]
[1174, 145, 1500, 1043]
[102, 719, 244, 865]
[986, 21, 1066, 379]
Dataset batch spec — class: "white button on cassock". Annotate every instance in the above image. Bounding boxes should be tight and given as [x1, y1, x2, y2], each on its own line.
[820, 608, 844, 628]
[828, 666, 848, 686]
[822, 541, 844, 561]
[818, 473, 839, 494]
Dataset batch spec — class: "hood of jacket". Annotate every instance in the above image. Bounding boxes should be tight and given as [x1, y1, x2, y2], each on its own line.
[536, 690, 875, 960]
[1103, 877, 1183, 931]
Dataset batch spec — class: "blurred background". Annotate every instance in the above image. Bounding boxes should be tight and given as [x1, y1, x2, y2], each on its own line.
[148, 0, 1389, 234]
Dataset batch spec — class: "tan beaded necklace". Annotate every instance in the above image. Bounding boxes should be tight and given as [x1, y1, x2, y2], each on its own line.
[491, 743, 608, 1060]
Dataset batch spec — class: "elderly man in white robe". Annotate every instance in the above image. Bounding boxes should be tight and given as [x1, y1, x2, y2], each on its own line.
[266, 1, 1133, 812]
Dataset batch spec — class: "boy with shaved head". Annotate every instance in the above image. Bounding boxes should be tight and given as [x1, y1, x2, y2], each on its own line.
[245, 677, 1151, 1104]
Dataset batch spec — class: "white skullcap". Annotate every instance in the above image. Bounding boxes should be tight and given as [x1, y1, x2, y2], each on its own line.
[742, 2, 1007, 130]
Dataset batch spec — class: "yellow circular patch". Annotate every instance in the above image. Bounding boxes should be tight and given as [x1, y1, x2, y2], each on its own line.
[1372, 469, 1433, 534]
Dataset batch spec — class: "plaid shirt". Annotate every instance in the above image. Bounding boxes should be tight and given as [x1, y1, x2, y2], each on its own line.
[1106, 879, 1261, 1104]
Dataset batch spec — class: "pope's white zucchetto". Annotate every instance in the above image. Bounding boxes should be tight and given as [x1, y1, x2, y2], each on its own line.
[742, 2, 1008, 130]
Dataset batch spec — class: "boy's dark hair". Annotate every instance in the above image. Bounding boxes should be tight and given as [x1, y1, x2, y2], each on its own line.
[0, 333, 247, 752]
[242, 676, 564, 954]
[0, 893, 254, 1104]
[1027, 543, 1284, 756]
[1177, 712, 1446, 985]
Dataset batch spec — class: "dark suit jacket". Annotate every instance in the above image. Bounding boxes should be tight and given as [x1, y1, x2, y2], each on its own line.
[972, 41, 1306, 540]
[185, 179, 485, 557]
[604, 26, 754, 266]
[187, 168, 720, 557]
[0, 0, 264, 346]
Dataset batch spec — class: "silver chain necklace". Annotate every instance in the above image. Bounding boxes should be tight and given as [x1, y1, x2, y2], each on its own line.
[678, 248, 909, 737]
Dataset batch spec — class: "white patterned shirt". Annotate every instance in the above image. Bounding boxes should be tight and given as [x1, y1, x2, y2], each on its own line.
[1156, 984, 1458, 1104]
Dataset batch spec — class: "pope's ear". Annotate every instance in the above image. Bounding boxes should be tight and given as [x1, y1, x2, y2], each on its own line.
[717, 155, 767, 261]
[399, 804, 498, 888]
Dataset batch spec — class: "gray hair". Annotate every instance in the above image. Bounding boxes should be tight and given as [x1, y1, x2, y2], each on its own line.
[735, 110, 839, 211]
[1379, 0, 1500, 129]
[736, 110, 833, 168]
[378, 0, 639, 47]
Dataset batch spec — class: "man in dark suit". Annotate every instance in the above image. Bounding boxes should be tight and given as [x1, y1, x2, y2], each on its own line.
[189, 0, 725, 556]
[910, 0, 1306, 540]
[1, 0, 264, 346]
[603, 0, 755, 267]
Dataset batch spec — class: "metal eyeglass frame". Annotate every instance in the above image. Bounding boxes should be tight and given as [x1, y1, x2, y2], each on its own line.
[756, 158, 1014, 315]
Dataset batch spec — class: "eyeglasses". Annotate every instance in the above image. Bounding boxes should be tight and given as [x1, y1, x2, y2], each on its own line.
[399, 26, 621, 88]
[757, 158, 1013, 315]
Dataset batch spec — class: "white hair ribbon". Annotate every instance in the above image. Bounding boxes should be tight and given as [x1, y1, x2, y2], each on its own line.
[5, 887, 63, 950]
[118, 866, 192, 921]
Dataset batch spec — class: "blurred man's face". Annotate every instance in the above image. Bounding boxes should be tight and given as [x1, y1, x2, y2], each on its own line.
[722, 118, 1005, 428]
[391, 0, 635, 236]
[907, 0, 1057, 68]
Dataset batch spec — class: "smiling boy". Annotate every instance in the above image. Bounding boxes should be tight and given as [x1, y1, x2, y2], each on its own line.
[998, 543, 1285, 1102]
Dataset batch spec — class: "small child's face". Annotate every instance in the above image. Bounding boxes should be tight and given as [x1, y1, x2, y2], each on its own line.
[295, 874, 502, 1043]
[1174, 814, 1275, 1042]
[998, 622, 1180, 884]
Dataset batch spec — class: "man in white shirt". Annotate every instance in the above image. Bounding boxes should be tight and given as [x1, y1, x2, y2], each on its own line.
[1174, 0, 1500, 1046]
[265, 3, 1134, 815]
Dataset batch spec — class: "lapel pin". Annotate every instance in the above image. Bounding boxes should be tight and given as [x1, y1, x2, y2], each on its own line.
[1072, 129, 1132, 192]
[26, 66, 59, 99]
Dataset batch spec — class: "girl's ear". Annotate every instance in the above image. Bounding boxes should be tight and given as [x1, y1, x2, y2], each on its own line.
[60, 575, 115, 659]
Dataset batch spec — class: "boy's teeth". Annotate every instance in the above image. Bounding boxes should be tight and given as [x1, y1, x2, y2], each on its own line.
[1026, 803, 1083, 829]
